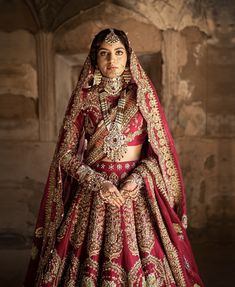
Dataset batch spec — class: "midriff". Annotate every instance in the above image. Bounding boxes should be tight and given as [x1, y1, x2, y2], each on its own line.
[102, 144, 143, 162]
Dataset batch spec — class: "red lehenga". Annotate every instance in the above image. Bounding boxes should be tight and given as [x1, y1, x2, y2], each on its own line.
[24, 51, 204, 287]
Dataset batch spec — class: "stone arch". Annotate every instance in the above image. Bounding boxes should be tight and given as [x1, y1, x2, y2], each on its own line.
[54, 2, 162, 53]
[0, 0, 39, 32]
[53, 2, 163, 131]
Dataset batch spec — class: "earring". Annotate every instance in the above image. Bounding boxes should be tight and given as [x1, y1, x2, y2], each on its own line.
[93, 68, 102, 86]
[123, 67, 132, 84]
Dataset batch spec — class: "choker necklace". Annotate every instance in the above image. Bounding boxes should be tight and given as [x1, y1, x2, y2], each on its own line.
[100, 90, 127, 161]
[101, 76, 123, 96]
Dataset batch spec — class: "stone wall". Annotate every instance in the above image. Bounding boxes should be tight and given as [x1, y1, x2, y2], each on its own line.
[0, 0, 234, 253]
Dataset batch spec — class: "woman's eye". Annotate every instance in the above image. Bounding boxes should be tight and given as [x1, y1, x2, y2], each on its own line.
[99, 51, 107, 56]
[116, 50, 123, 56]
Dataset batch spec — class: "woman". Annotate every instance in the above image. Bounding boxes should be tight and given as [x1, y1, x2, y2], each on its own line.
[24, 28, 204, 287]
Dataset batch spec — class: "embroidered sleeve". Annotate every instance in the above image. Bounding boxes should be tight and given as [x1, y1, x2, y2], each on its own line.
[57, 108, 109, 190]
[58, 111, 85, 180]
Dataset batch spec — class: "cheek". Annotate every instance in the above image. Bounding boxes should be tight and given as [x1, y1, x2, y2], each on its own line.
[122, 55, 128, 66]
[120, 56, 127, 68]
[97, 58, 106, 70]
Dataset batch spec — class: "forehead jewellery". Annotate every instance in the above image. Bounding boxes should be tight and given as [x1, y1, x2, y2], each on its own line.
[105, 29, 120, 44]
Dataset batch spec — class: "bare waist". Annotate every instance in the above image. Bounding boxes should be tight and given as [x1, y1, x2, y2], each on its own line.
[102, 144, 143, 162]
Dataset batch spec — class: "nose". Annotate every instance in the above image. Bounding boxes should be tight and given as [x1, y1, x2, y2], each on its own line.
[108, 53, 115, 63]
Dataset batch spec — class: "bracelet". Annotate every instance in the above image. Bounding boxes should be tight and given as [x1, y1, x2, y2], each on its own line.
[130, 172, 144, 189]
[76, 164, 92, 182]
[76, 164, 108, 192]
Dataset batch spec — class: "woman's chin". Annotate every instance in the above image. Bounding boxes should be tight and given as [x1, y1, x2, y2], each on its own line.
[103, 71, 122, 79]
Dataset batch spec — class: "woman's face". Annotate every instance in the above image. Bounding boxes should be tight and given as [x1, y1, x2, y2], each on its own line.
[97, 40, 127, 79]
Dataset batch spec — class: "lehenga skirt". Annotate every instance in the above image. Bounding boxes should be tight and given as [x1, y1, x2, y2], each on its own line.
[39, 160, 202, 287]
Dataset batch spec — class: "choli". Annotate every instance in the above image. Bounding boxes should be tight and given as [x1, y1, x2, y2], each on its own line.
[81, 86, 147, 147]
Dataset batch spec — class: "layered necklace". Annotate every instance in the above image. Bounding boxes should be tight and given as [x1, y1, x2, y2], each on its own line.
[99, 77, 127, 161]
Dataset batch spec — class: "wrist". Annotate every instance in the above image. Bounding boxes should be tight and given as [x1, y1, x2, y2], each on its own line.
[129, 172, 143, 189]
[76, 164, 107, 191]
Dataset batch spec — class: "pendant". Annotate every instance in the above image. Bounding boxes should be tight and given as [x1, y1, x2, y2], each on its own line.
[103, 123, 127, 161]
[102, 76, 123, 96]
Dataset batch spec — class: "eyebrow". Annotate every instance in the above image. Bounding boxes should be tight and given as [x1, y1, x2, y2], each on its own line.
[98, 47, 125, 51]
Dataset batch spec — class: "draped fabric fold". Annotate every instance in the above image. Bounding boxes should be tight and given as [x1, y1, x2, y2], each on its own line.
[24, 50, 203, 287]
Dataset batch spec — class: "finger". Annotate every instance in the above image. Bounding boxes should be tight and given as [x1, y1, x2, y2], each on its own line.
[129, 188, 139, 198]
[113, 188, 125, 204]
[111, 194, 123, 207]
[109, 197, 121, 208]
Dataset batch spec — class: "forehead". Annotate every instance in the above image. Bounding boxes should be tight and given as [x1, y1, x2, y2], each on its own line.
[99, 40, 126, 51]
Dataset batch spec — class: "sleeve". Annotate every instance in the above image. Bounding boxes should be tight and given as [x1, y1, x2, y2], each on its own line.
[57, 104, 108, 190]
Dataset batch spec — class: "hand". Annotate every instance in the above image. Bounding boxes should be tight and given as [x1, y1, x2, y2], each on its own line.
[119, 177, 139, 201]
[99, 181, 125, 208]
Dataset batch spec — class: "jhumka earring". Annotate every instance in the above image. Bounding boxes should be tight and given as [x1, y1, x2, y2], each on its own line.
[93, 68, 102, 86]
[123, 67, 132, 84]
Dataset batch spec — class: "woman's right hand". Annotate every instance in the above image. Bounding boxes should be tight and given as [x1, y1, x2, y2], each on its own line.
[99, 181, 125, 208]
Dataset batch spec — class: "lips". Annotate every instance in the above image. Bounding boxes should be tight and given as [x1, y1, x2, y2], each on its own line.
[107, 66, 118, 70]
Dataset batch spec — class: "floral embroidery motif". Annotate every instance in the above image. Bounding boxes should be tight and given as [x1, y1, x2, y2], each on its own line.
[86, 193, 106, 257]
[42, 249, 65, 284]
[134, 190, 155, 253]
[123, 200, 139, 256]
[104, 205, 123, 259]
[35, 227, 43, 238]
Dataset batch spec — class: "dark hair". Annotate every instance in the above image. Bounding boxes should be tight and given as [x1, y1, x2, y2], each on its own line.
[89, 28, 131, 68]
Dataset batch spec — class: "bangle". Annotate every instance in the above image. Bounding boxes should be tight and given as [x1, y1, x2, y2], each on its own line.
[76, 164, 93, 182]
[76, 164, 108, 192]
[131, 172, 144, 189]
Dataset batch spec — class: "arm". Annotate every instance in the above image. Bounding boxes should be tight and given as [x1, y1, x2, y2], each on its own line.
[57, 107, 124, 207]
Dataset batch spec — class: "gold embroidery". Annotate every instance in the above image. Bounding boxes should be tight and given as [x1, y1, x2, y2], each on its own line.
[104, 205, 122, 259]
[42, 249, 65, 284]
[140, 157, 174, 207]
[30, 243, 38, 260]
[173, 223, 183, 234]
[128, 255, 175, 286]
[123, 200, 139, 256]
[108, 172, 119, 185]
[102, 281, 117, 287]
[86, 193, 106, 257]
[102, 260, 127, 285]
[134, 190, 155, 254]
[35, 227, 43, 238]
[131, 52, 182, 208]
[82, 276, 96, 287]
[64, 253, 80, 286]
[144, 172, 186, 286]
[71, 189, 93, 249]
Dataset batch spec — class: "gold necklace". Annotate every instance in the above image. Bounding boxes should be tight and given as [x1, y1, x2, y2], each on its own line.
[99, 90, 128, 161]
[101, 76, 123, 96]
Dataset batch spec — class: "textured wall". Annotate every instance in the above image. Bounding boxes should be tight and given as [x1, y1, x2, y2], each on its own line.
[0, 0, 234, 251]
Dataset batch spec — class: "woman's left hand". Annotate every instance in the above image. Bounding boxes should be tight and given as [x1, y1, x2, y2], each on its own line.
[119, 177, 139, 201]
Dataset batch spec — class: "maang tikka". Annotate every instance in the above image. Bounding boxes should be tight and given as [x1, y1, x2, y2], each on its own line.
[104, 29, 120, 44]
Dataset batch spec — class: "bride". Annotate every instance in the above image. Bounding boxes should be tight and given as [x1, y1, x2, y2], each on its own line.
[24, 28, 203, 287]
